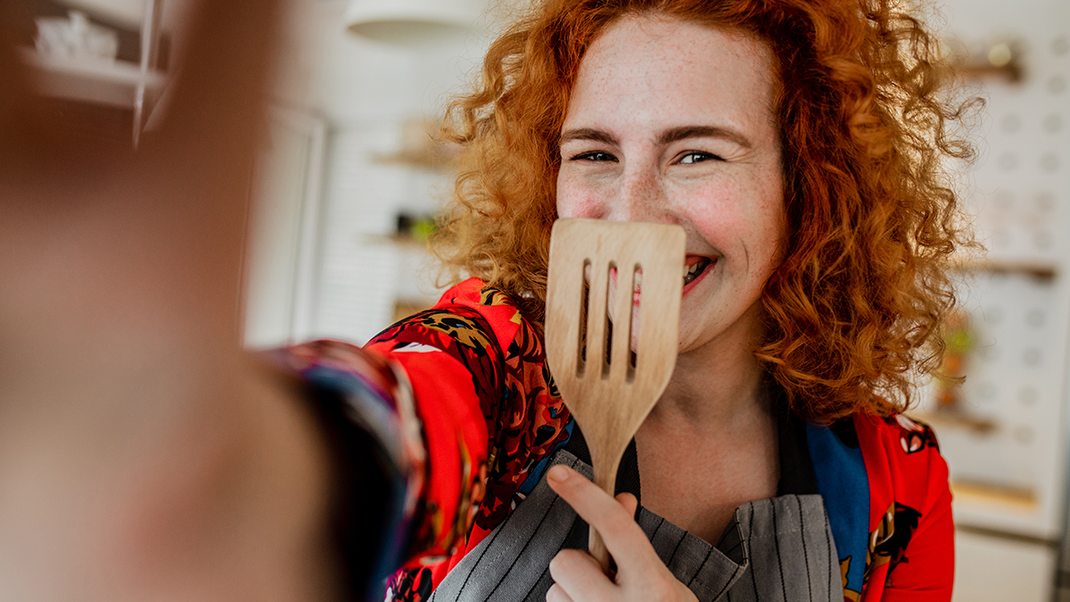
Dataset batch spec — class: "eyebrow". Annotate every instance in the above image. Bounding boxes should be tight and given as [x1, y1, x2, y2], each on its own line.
[658, 125, 752, 149]
[558, 125, 753, 149]
[558, 128, 618, 146]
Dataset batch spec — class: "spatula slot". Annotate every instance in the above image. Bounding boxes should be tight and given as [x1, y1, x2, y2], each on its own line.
[577, 258, 591, 378]
[599, 261, 616, 380]
[627, 264, 641, 383]
[607, 262, 641, 384]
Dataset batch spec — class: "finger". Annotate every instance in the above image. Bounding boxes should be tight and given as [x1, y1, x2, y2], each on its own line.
[156, 0, 283, 168]
[547, 465, 661, 574]
[549, 548, 614, 602]
[138, 0, 289, 338]
[545, 582, 575, 602]
[616, 492, 638, 518]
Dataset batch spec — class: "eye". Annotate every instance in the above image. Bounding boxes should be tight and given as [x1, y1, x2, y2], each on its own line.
[677, 151, 723, 164]
[570, 151, 619, 162]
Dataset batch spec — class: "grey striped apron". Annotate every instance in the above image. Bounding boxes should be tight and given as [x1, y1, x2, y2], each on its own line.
[429, 450, 841, 602]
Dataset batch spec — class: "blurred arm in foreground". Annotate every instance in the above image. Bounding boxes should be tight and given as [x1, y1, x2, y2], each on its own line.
[0, 1, 359, 599]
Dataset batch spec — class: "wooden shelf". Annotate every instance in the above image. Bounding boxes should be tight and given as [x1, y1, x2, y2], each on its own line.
[950, 257, 1058, 279]
[953, 479, 1037, 513]
[915, 408, 1000, 435]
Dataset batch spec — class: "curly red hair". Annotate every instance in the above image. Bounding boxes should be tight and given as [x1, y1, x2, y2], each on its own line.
[433, 0, 977, 422]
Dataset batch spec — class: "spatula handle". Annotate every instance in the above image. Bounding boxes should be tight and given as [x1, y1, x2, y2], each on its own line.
[589, 527, 611, 573]
[588, 454, 623, 574]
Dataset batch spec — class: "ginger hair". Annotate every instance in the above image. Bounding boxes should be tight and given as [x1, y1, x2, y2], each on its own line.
[433, 0, 977, 422]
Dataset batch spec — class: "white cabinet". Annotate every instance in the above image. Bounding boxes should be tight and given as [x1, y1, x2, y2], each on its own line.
[243, 108, 328, 348]
[953, 528, 1056, 602]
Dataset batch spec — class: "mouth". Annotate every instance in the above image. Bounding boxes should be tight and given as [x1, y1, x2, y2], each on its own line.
[610, 255, 716, 305]
[682, 256, 714, 287]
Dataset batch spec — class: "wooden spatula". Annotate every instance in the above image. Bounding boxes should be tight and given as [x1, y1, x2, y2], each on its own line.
[545, 218, 685, 571]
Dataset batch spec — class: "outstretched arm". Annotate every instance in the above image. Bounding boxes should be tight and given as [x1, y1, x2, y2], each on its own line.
[0, 1, 348, 599]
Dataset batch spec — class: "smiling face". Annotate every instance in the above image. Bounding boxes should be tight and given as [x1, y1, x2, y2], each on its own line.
[556, 14, 786, 357]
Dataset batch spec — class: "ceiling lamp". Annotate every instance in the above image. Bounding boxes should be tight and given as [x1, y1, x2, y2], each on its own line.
[344, 0, 487, 45]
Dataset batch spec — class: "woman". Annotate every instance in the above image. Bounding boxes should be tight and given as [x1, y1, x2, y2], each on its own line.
[0, 0, 970, 599]
[281, 0, 972, 600]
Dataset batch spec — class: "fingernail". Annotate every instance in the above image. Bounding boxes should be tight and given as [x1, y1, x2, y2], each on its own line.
[548, 465, 570, 482]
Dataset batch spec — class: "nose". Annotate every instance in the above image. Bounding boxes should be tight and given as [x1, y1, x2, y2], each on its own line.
[604, 165, 676, 225]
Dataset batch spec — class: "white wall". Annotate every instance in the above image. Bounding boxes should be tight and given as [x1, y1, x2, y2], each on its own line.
[247, 0, 499, 345]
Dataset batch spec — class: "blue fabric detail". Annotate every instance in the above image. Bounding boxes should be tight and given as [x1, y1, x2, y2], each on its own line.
[518, 418, 575, 496]
[807, 423, 869, 595]
[300, 363, 410, 593]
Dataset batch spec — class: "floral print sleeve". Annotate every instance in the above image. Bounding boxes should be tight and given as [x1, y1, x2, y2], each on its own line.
[366, 279, 571, 564]
[280, 278, 570, 600]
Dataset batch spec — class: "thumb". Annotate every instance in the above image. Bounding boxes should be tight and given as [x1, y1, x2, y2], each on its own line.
[616, 492, 638, 518]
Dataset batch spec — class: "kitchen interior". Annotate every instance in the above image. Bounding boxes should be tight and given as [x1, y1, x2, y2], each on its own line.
[15, 0, 1070, 599]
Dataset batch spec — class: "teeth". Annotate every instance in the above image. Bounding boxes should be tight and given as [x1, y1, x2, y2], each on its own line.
[682, 258, 712, 286]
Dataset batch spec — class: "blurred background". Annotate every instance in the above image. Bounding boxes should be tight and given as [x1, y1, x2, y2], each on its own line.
[13, 0, 1070, 599]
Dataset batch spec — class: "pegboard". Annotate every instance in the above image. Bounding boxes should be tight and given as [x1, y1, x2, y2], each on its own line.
[966, 33, 1070, 268]
[932, 271, 1061, 494]
[916, 0, 1070, 541]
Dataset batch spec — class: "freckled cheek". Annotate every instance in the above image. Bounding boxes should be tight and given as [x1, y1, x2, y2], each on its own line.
[755, 181, 788, 264]
[769, 208, 789, 264]
[743, 202, 786, 258]
[555, 178, 604, 219]
[678, 182, 748, 230]
[684, 183, 785, 262]
[556, 195, 603, 219]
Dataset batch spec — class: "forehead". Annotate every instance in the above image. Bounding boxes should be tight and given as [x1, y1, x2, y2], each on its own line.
[565, 14, 777, 134]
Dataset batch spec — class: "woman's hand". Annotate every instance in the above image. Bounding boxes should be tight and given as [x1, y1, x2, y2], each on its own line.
[546, 465, 699, 602]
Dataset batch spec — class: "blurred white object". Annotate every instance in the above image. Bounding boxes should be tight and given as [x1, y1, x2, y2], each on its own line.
[60, 0, 147, 27]
[35, 11, 119, 62]
[345, 0, 486, 44]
